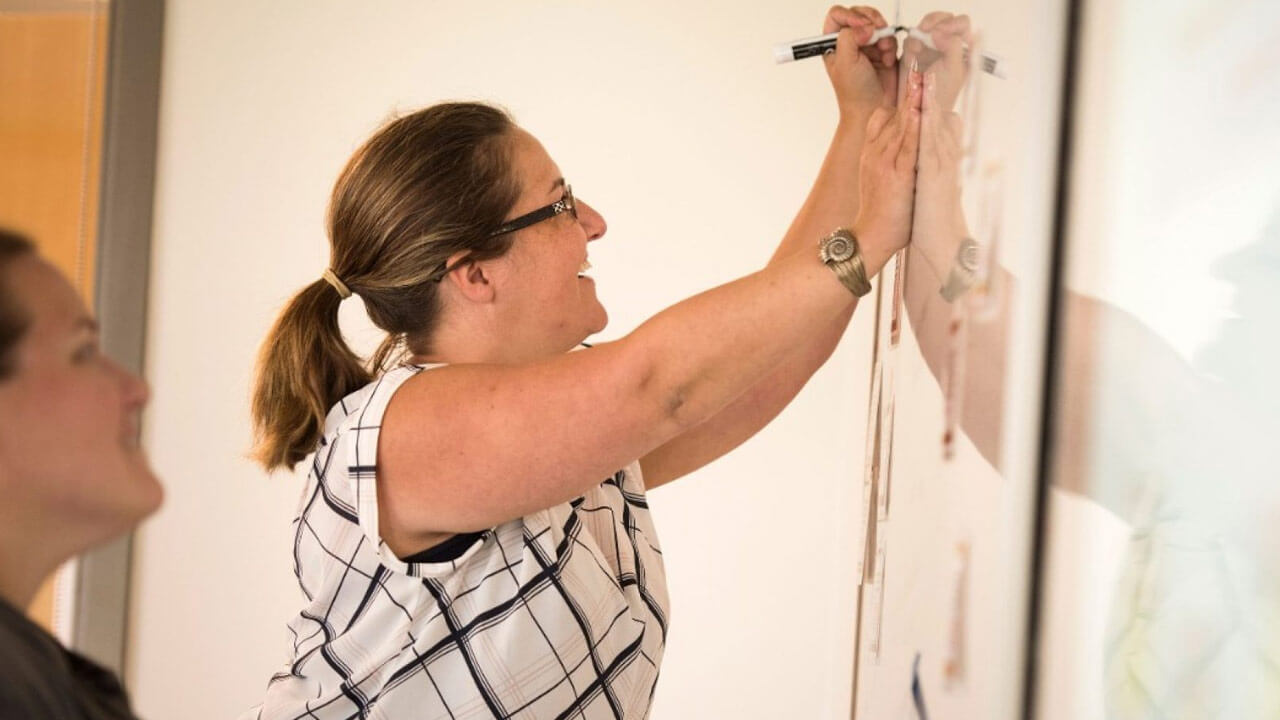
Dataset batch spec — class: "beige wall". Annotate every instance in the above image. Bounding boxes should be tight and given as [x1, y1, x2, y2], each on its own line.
[129, 2, 876, 717]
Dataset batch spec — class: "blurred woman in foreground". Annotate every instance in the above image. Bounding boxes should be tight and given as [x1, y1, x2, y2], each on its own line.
[0, 228, 160, 719]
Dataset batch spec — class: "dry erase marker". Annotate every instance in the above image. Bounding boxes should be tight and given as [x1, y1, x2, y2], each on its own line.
[773, 26, 933, 63]
[773, 27, 1006, 78]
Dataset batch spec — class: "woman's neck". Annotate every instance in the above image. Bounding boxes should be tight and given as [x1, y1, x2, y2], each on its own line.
[0, 535, 62, 611]
[414, 324, 578, 366]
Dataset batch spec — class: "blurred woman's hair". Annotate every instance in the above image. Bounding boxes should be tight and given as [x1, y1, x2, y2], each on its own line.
[0, 228, 35, 380]
[251, 101, 522, 471]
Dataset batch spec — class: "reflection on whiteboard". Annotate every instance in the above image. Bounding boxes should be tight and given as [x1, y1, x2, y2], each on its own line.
[849, 1, 1061, 718]
[1038, 0, 1280, 717]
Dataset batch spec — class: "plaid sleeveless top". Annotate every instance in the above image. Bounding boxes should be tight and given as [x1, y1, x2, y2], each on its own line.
[244, 364, 670, 719]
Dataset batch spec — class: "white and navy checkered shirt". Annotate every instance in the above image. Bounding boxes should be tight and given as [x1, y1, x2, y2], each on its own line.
[244, 365, 670, 719]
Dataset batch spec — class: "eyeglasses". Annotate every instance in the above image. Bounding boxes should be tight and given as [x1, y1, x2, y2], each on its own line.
[432, 184, 577, 281]
[489, 184, 576, 238]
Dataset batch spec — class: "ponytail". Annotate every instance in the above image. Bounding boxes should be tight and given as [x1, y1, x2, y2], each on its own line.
[251, 280, 370, 471]
[251, 101, 521, 472]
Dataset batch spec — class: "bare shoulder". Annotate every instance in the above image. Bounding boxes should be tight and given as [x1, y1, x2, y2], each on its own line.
[374, 342, 680, 549]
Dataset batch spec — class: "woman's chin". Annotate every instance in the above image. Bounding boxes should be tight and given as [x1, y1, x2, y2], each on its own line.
[589, 305, 608, 335]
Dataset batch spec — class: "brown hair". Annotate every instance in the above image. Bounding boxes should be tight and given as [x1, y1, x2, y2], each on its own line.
[0, 228, 36, 380]
[251, 102, 522, 471]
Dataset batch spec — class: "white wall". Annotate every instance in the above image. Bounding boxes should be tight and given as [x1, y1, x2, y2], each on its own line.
[129, 2, 876, 717]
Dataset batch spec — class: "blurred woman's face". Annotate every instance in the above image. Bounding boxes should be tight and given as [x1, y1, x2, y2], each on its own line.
[0, 256, 161, 547]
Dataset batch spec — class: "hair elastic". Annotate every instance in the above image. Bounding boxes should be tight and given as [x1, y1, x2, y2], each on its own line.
[321, 268, 352, 299]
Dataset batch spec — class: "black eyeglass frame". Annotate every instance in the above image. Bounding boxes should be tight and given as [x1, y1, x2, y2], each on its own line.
[432, 184, 577, 281]
[489, 184, 576, 238]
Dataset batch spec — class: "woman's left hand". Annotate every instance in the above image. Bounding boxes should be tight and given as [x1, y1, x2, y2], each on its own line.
[851, 68, 923, 268]
[823, 5, 899, 122]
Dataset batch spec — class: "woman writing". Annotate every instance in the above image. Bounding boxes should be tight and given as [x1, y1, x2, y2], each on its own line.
[247, 6, 920, 717]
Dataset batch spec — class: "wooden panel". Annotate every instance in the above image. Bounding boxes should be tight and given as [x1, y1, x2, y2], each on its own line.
[0, 8, 108, 632]
[0, 9, 106, 296]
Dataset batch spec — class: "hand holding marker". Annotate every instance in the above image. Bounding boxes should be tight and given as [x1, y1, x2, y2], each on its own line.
[774, 25, 1005, 77]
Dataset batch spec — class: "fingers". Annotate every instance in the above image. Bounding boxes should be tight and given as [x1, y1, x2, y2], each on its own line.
[822, 5, 898, 109]
[895, 56, 919, 109]
[867, 28, 898, 72]
[920, 72, 938, 133]
[825, 5, 896, 69]
[897, 105, 921, 172]
[851, 2, 895, 65]
[920, 72, 963, 172]
[934, 14, 971, 54]
[881, 66, 900, 107]
[824, 4, 875, 41]
[852, 5, 888, 27]
[822, 25, 874, 75]
[918, 10, 951, 33]
[865, 105, 894, 141]
[920, 72, 941, 170]
[905, 11, 947, 58]
[872, 68, 919, 156]
[822, 5, 852, 34]
[921, 69, 938, 114]
[895, 70, 923, 171]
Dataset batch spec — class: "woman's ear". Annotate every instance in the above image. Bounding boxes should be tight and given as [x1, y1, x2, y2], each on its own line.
[445, 256, 496, 304]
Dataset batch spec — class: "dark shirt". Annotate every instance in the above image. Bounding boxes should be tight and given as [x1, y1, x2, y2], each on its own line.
[0, 597, 137, 720]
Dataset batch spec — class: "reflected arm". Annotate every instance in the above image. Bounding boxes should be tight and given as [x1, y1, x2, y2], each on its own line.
[902, 242, 1011, 469]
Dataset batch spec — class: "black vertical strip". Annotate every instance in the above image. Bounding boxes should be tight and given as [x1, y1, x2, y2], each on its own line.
[1023, 0, 1085, 717]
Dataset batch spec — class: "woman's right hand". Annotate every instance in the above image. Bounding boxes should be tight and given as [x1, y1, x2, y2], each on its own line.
[852, 67, 923, 270]
[823, 5, 899, 120]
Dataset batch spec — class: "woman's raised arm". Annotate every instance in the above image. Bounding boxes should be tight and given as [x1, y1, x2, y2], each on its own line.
[378, 82, 922, 555]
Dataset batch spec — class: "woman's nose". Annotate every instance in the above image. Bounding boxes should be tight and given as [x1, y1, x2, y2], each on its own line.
[115, 359, 150, 410]
[577, 199, 607, 242]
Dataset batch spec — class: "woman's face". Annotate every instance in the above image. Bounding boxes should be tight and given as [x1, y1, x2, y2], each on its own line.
[0, 255, 161, 548]
[492, 129, 609, 357]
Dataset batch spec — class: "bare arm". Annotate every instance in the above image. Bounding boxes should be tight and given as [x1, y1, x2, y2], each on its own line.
[379, 238, 899, 554]
[639, 6, 906, 488]
[378, 64, 922, 558]
[904, 242, 1011, 468]
[900, 49, 1012, 469]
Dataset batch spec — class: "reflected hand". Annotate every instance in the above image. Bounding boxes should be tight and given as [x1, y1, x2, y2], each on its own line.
[911, 71, 967, 282]
[823, 5, 899, 120]
[853, 70, 923, 264]
[901, 11, 972, 111]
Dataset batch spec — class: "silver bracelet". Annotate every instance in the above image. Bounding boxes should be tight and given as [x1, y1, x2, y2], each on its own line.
[820, 228, 873, 297]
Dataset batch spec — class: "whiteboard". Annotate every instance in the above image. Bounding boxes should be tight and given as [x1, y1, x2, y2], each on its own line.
[849, 1, 1069, 717]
